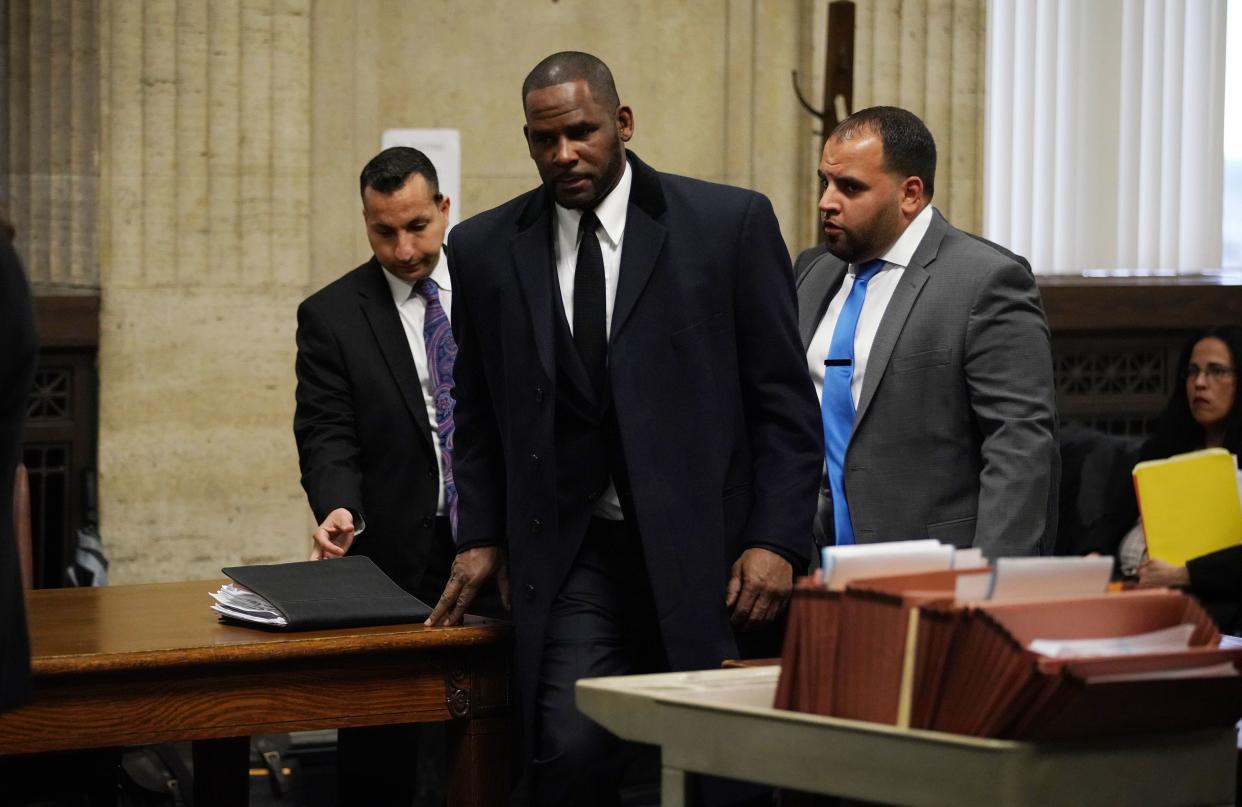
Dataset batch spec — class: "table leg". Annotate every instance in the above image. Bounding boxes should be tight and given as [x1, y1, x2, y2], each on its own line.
[447, 716, 508, 807]
[661, 765, 687, 807]
[192, 736, 250, 806]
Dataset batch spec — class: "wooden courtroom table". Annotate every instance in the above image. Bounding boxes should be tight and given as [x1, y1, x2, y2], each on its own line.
[0, 580, 512, 806]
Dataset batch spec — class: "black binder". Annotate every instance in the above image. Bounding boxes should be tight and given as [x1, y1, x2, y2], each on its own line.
[220, 556, 433, 630]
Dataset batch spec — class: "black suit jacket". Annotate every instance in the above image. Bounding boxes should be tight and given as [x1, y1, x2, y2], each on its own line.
[294, 258, 450, 602]
[0, 235, 35, 712]
[447, 152, 823, 733]
[1187, 544, 1242, 634]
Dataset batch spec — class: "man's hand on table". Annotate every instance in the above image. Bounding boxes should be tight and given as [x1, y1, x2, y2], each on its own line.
[425, 546, 511, 626]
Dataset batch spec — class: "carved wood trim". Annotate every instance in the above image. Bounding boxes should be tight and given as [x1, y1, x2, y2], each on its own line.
[32, 294, 99, 348]
[1039, 275, 1242, 332]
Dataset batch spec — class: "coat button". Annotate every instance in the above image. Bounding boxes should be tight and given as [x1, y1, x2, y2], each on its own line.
[422, 516, 434, 529]
[529, 518, 542, 533]
[525, 583, 536, 601]
[529, 452, 540, 466]
[535, 386, 545, 403]
[426, 467, 436, 478]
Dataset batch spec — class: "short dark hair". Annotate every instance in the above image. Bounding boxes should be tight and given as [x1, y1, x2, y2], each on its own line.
[831, 106, 937, 200]
[359, 147, 441, 201]
[521, 51, 620, 110]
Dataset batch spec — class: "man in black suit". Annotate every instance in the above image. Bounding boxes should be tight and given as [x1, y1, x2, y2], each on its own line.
[426, 52, 823, 805]
[0, 222, 35, 714]
[294, 147, 456, 805]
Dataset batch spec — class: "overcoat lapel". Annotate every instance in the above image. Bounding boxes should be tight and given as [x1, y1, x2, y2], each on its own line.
[610, 154, 667, 344]
[511, 191, 557, 383]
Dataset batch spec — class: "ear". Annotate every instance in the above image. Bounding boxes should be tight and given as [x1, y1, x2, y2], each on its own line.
[899, 176, 924, 217]
[439, 195, 451, 218]
[616, 105, 634, 143]
[523, 124, 534, 156]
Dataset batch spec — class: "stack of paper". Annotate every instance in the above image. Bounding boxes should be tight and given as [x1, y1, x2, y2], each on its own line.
[820, 539, 986, 590]
[980, 556, 1114, 601]
[210, 583, 288, 626]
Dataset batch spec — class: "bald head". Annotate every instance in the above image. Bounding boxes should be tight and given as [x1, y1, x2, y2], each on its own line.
[522, 51, 620, 110]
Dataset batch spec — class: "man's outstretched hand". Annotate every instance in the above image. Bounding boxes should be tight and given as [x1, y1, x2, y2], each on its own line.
[424, 546, 511, 626]
[309, 508, 355, 560]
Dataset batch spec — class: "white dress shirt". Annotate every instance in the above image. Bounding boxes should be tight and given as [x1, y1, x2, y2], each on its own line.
[383, 252, 453, 516]
[807, 204, 935, 407]
[551, 160, 633, 520]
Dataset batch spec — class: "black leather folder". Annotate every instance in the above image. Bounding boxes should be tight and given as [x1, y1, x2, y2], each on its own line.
[220, 556, 432, 630]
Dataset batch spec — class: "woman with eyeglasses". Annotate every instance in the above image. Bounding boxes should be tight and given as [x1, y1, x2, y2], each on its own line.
[1098, 325, 1242, 632]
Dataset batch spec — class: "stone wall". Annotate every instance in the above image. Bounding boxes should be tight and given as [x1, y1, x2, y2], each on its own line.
[809, 0, 987, 234]
[96, 0, 314, 580]
[6, 0, 832, 582]
[5, 1, 987, 582]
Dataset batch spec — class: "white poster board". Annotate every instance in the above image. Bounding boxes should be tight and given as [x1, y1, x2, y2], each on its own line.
[380, 128, 461, 230]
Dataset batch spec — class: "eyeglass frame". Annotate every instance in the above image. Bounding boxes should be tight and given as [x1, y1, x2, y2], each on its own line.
[1181, 362, 1237, 382]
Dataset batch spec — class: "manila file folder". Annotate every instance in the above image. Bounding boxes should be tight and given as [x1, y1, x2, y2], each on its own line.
[220, 556, 432, 630]
[1133, 448, 1242, 565]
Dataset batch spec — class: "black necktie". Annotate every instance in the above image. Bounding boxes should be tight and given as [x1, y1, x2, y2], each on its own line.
[573, 211, 607, 390]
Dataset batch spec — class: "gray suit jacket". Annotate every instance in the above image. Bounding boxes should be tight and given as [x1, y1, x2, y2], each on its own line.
[795, 209, 1059, 558]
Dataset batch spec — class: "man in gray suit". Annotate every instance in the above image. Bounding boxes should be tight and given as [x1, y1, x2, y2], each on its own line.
[796, 106, 1057, 559]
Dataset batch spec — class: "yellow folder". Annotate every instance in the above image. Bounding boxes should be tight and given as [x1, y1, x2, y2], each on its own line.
[1133, 448, 1242, 565]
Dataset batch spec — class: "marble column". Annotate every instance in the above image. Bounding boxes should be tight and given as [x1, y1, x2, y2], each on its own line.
[97, 0, 312, 582]
[818, 0, 987, 233]
[3, 0, 100, 289]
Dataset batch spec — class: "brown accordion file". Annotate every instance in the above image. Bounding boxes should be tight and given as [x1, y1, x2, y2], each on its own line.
[774, 571, 1242, 740]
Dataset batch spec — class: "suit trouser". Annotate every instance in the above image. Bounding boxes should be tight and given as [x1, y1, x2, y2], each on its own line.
[337, 516, 458, 807]
[531, 516, 664, 807]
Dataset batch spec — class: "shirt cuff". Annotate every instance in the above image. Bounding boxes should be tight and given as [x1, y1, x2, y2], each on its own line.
[744, 541, 808, 574]
[454, 537, 502, 554]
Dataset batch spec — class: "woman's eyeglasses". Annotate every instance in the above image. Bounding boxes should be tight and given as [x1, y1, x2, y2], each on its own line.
[1182, 363, 1237, 382]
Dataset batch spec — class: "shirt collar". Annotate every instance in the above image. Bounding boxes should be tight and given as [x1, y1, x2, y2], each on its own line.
[554, 157, 632, 248]
[862, 204, 934, 273]
[381, 249, 450, 304]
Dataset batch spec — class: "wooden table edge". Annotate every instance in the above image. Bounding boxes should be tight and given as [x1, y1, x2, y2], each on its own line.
[32, 622, 513, 676]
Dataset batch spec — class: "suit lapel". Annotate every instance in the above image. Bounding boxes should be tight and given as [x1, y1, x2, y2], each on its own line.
[854, 211, 947, 423]
[356, 260, 436, 454]
[797, 249, 847, 350]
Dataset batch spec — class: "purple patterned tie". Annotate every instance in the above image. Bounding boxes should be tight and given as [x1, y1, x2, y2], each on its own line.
[415, 278, 457, 536]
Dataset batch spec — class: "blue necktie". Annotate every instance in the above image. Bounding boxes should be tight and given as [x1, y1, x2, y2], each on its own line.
[822, 259, 884, 546]
[415, 278, 458, 537]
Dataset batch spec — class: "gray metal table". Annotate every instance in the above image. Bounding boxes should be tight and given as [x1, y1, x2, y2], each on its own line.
[577, 665, 1235, 807]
